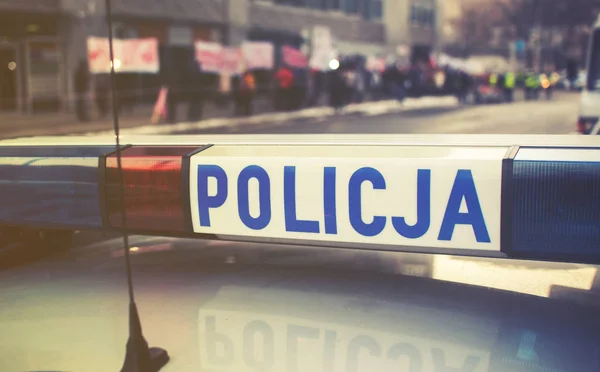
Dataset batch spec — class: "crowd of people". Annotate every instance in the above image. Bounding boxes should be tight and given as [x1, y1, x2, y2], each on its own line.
[73, 52, 561, 123]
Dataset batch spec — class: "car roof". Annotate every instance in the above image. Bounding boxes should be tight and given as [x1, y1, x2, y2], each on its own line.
[1, 234, 599, 371]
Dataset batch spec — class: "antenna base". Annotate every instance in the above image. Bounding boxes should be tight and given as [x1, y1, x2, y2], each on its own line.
[120, 303, 170, 372]
[120, 345, 169, 372]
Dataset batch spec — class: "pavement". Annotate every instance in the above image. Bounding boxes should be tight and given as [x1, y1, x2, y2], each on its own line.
[83, 95, 462, 137]
[88, 90, 577, 137]
[173, 91, 579, 136]
[0, 95, 276, 140]
[1, 89, 598, 371]
[1, 90, 578, 139]
[0, 94, 457, 140]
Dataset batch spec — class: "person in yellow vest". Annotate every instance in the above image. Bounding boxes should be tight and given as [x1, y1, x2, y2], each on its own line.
[503, 71, 516, 102]
[550, 71, 560, 86]
[489, 72, 498, 88]
[487, 72, 499, 102]
[524, 71, 540, 100]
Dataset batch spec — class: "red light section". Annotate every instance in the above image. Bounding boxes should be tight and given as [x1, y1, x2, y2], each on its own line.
[105, 146, 198, 233]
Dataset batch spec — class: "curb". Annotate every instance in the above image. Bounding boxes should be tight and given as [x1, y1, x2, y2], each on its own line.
[83, 96, 460, 136]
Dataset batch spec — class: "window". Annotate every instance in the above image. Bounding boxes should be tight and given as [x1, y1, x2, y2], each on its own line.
[359, 0, 369, 18]
[370, 0, 382, 19]
[344, 0, 358, 14]
[358, 0, 382, 20]
[112, 23, 138, 39]
[316, 0, 328, 10]
[328, 0, 341, 10]
[274, 0, 328, 9]
[418, 7, 426, 24]
[410, 3, 435, 27]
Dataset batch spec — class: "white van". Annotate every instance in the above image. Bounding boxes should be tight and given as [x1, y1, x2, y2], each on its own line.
[578, 15, 600, 134]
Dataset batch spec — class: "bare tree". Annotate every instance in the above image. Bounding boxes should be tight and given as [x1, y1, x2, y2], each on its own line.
[452, 0, 508, 56]
[497, 0, 600, 44]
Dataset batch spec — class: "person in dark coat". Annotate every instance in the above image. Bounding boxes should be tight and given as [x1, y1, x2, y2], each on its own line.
[235, 70, 257, 116]
[328, 67, 347, 112]
[274, 65, 294, 111]
[187, 61, 205, 122]
[94, 74, 110, 118]
[74, 60, 90, 121]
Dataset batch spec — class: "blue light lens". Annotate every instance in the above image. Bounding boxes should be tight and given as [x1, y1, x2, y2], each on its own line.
[511, 151, 600, 262]
[0, 146, 116, 229]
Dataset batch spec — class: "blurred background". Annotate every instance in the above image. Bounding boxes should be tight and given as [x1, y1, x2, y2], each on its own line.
[0, 0, 598, 138]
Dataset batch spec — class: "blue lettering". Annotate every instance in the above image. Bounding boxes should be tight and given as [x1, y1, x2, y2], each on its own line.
[197, 165, 228, 227]
[348, 167, 386, 237]
[284, 166, 320, 233]
[324, 167, 337, 234]
[238, 166, 271, 230]
[392, 169, 431, 239]
[438, 170, 490, 243]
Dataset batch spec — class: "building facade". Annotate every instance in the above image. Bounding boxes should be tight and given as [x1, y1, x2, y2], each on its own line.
[0, 0, 440, 115]
[437, 0, 462, 49]
[0, 0, 64, 113]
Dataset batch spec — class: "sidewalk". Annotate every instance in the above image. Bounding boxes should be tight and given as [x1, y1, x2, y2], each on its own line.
[0, 96, 275, 140]
[89, 96, 460, 137]
[1, 95, 460, 139]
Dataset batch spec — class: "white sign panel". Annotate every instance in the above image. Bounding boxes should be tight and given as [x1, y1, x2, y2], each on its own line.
[189, 146, 505, 252]
[310, 25, 334, 71]
[242, 41, 274, 70]
[87, 37, 159, 74]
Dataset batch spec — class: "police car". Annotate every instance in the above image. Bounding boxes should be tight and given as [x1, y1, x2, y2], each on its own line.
[1, 133, 600, 371]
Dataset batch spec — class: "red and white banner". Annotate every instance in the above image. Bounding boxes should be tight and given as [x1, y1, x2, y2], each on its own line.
[87, 37, 159, 74]
[121, 38, 159, 73]
[282, 46, 308, 68]
[221, 47, 243, 75]
[194, 41, 223, 73]
[242, 41, 274, 70]
[87, 37, 111, 73]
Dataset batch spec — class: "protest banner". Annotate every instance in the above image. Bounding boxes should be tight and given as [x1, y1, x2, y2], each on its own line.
[282, 46, 308, 68]
[221, 47, 243, 75]
[242, 41, 274, 70]
[194, 41, 223, 73]
[87, 37, 159, 73]
[309, 26, 335, 71]
[121, 38, 159, 73]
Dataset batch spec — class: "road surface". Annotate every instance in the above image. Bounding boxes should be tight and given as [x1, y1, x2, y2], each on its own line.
[175, 91, 579, 135]
[1, 90, 599, 371]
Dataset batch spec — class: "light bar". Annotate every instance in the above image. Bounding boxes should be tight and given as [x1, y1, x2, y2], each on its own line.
[0, 135, 599, 264]
[103, 146, 205, 233]
[508, 148, 600, 262]
[0, 146, 116, 229]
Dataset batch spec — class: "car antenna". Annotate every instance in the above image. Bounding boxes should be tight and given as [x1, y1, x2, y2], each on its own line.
[104, 0, 170, 370]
